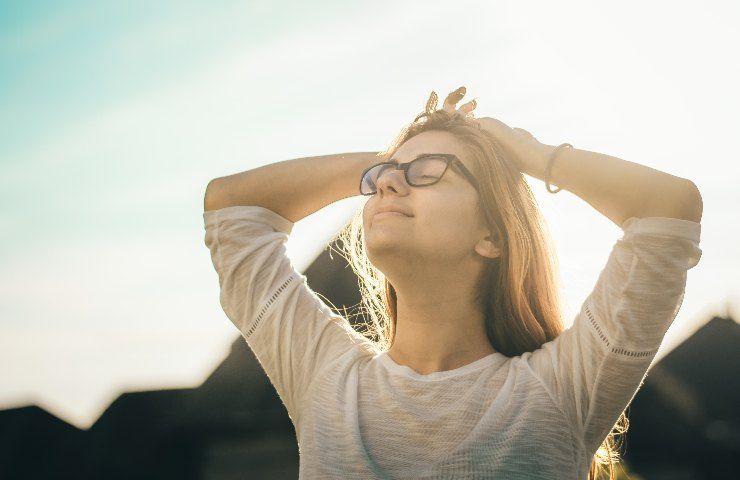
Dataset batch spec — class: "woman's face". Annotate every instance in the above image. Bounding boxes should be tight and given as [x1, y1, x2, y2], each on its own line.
[363, 130, 495, 273]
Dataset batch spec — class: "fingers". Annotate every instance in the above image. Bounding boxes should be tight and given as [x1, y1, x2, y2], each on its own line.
[443, 86, 466, 113]
[442, 86, 478, 119]
[459, 99, 477, 115]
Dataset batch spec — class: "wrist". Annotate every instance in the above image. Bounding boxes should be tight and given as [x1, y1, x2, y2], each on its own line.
[525, 143, 556, 180]
[543, 143, 573, 193]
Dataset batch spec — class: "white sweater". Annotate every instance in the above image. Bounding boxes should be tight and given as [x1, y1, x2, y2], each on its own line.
[203, 205, 702, 479]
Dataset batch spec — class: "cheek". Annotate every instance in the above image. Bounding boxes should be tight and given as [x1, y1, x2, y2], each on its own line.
[361, 202, 369, 224]
[432, 193, 476, 224]
[418, 199, 479, 246]
[362, 205, 373, 231]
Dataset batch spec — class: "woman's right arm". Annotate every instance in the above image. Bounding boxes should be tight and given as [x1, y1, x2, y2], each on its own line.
[202, 152, 381, 424]
[204, 152, 380, 221]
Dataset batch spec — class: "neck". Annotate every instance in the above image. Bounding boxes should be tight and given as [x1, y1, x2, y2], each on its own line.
[385, 278, 496, 375]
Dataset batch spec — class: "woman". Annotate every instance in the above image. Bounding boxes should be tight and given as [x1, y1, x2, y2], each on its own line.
[203, 86, 703, 479]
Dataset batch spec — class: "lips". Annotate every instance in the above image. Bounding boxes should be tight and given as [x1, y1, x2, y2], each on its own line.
[374, 211, 407, 218]
[374, 205, 412, 217]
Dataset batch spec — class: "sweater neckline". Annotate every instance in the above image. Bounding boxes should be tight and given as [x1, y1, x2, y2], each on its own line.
[376, 350, 503, 381]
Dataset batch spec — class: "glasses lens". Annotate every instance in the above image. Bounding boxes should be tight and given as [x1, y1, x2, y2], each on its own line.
[360, 163, 393, 195]
[360, 156, 449, 195]
[408, 156, 448, 186]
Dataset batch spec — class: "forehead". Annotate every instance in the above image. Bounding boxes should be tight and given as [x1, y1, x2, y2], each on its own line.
[392, 130, 473, 170]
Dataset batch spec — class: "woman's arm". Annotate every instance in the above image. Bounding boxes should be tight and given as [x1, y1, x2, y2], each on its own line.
[533, 144, 703, 226]
[472, 112, 703, 227]
[204, 152, 378, 222]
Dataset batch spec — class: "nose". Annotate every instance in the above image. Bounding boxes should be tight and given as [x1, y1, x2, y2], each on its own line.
[375, 166, 410, 196]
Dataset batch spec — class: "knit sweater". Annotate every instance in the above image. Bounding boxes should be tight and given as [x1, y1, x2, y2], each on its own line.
[203, 204, 702, 479]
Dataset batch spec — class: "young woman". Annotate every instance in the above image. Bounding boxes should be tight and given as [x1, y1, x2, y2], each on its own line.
[203, 87, 703, 479]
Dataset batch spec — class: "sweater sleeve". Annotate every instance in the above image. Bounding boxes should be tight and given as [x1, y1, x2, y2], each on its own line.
[523, 216, 702, 455]
[203, 205, 370, 424]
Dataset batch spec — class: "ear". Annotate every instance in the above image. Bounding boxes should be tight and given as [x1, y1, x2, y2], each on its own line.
[474, 231, 502, 260]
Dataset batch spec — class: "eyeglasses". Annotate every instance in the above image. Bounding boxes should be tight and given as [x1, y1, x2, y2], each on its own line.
[359, 153, 479, 196]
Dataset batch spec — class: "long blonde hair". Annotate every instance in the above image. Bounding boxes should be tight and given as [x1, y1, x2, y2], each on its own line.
[335, 91, 628, 479]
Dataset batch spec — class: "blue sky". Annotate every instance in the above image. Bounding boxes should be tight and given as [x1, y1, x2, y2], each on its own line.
[1, 0, 738, 429]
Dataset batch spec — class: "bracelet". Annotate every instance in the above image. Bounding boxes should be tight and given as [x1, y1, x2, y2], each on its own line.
[544, 143, 573, 193]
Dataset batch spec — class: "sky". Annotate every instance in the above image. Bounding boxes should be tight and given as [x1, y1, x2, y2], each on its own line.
[1, 0, 738, 430]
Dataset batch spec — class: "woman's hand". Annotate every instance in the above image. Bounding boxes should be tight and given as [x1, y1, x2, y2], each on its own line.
[441, 86, 477, 118]
[441, 86, 553, 177]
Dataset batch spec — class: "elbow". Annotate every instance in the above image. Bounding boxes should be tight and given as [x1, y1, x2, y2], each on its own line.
[678, 179, 703, 223]
[636, 178, 703, 223]
[204, 178, 225, 212]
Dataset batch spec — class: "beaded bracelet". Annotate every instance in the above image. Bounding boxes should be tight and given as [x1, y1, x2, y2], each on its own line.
[544, 143, 573, 193]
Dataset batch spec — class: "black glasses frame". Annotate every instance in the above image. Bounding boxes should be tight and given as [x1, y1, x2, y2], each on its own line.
[359, 153, 480, 196]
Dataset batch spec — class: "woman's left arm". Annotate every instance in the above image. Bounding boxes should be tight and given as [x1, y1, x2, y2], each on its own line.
[473, 114, 703, 227]
[437, 89, 703, 227]
[531, 143, 703, 226]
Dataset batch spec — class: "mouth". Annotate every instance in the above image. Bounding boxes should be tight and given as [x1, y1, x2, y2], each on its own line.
[373, 211, 409, 218]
